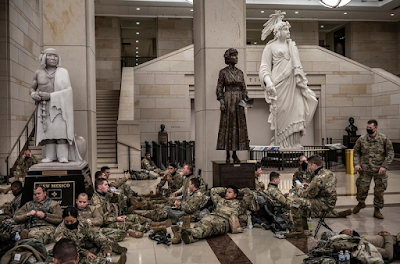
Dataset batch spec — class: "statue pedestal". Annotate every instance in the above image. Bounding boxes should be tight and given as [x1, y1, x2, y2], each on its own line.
[212, 161, 255, 189]
[22, 161, 92, 208]
[343, 135, 361, 149]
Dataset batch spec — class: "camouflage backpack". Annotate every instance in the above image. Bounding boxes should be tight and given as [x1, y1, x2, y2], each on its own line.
[0, 238, 48, 264]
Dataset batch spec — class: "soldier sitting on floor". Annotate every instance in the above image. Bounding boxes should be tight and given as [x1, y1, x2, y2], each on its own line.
[292, 155, 314, 188]
[55, 207, 127, 264]
[14, 186, 62, 244]
[156, 163, 183, 195]
[141, 153, 162, 176]
[255, 163, 265, 192]
[171, 164, 206, 203]
[0, 180, 23, 222]
[180, 185, 254, 244]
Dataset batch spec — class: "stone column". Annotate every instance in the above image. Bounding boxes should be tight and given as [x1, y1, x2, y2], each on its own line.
[42, 0, 97, 171]
[194, 0, 247, 186]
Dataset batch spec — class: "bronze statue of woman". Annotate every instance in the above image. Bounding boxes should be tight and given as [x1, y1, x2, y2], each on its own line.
[216, 48, 249, 163]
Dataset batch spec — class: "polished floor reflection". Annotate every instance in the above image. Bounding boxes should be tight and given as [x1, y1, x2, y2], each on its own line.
[1, 169, 399, 263]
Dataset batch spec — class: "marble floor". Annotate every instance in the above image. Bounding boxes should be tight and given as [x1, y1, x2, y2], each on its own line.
[1, 170, 399, 264]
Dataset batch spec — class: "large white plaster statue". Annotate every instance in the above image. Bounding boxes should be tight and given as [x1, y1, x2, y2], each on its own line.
[259, 11, 318, 149]
[30, 48, 83, 163]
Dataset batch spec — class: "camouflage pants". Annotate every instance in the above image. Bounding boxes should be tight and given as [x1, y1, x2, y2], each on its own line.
[28, 225, 56, 245]
[107, 214, 151, 232]
[356, 171, 387, 209]
[289, 196, 339, 218]
[99, 227, 127, 242]
[191, 215, 229, 240]
[78, 252, 109, 264]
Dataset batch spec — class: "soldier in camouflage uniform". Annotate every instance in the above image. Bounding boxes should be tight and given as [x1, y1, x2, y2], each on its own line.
[14, 149, 38, 181]
[13, 186, 62, 244]
[171, 164, 206, 202]
[156, 163, 183, 195]
[91, 178, 151, 234]
[141, 153, 162, 175]
[55, 207, 127, 264]
[180, 186, 254, 244]
[292, 155, 314, 187]
[0, 181, 23, 222]
[261, 172, 293, 218]
[76, 193, 126, 242]
[255, 163, 265, 192]
[353, 119, 394, 219]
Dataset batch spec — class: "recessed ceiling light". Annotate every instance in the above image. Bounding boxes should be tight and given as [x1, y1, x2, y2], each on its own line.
[136, 63, 138, 66]
[136, 51, 139, 54]
[391, 13, 395, 16]
[254, 42, 257, 45]
[136, 40, 139, 43]
[136, 59, 138, 61]
[136, 7, 140, 11]
[136, 32, 139, 35]
[190, 9, 193, 12]
[136, 22, 140, 25]
[295, 11, 299, 14]
[261, 10, 264, 13]
[343, 12, 347, 15]
[136, 55, 139, 57]
[136, 47, 139, 49]
[321, 25, 324, 28]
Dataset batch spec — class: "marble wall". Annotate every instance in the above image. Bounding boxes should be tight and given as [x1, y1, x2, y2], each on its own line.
[0, 0, 42, 174]
[95, 16, 121, 90]
[157, 18, 193, 57]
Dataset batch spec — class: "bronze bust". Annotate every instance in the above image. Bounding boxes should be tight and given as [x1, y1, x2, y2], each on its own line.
[345, 117, 358, 136]
[216, 48, 250, 163]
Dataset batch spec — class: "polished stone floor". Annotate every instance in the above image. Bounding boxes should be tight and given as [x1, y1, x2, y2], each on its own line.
[1, 170, 399, 263]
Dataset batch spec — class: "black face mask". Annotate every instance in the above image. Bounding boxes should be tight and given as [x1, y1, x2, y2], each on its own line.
[366, 129, 374, 135]
[65, 220, 79, 230]
[301, 162, 308, 171]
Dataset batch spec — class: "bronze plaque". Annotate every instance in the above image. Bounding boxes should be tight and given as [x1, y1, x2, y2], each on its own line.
[42, 170, 67, 175]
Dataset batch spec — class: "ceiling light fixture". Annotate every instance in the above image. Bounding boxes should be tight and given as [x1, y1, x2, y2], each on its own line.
[190, 9, 193, 12]
[136, 7, 140, 11]
[321, 25, 324, 28]
[295, 11, 299, 14]
[136, 47, 139, 49]
[391, 13, 395, 16]
[136, 22, 140, 25]
[136, 40, 139, 43]
[320, 0, 352, 8]
[343, 12, 347, 14]
[136, 32, 139, 35]
[261, 10, 265, 13]
[254, 42, 257, 44]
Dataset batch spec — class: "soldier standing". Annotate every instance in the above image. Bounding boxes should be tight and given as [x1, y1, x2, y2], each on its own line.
[353, 119, 394, 219]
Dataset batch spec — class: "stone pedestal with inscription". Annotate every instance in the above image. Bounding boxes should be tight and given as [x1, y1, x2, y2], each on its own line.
[212, 161, 255, 189]
[21, 161, 92, 208]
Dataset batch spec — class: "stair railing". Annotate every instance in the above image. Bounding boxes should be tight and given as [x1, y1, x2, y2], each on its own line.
[5, 109, 36, 184]
[116, 141, 141, 170]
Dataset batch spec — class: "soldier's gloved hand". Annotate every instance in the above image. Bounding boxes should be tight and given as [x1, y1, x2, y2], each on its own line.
[378, 167, 386, 175]
[354, 165, 362, 171]
[31, 92, 41, 102]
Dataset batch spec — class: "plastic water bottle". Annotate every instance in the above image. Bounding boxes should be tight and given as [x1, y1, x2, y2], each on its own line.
[247, 213, 253, 230]
[344, 250, 351, 264]
[106, 253, 112, 262]
[338, 250, 345, 264]
[14, 232, 20, 241]
[307, 217, 312, 231]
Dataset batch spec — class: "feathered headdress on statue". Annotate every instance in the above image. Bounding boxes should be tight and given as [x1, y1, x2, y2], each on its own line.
[261, 10, 290, 41]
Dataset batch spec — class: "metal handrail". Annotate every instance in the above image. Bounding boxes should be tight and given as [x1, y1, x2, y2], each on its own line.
[5, 109, 36, 183]
[116, 141, 141, 170]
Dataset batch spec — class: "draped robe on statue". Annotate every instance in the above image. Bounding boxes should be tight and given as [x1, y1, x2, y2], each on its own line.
[35, 67, 82, 162]
[259, 40, 318, 148]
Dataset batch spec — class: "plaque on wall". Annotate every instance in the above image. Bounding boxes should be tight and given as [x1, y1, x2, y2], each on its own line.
[212, 161, 255, 189]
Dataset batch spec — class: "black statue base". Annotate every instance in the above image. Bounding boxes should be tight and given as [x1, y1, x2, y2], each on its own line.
[343, 135, 360, 149]
[212, 161, 255, 189]
[22, 161, 91, 208]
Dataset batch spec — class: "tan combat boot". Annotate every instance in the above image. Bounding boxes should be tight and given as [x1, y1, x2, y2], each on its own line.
[171, 225, 182, 244]
[152, 225, 167, 234]
[151, 219, 172, 228]
[374, 208, 384, 219]
[337, 209, 352, 218]
[108, 252, 127, 264]
[352, 202, 366, 214]
[182, 215, 191, 229]
[130, 197, 148, 210]
[285, 219, 306, 238]
[128, 229, 144, 238]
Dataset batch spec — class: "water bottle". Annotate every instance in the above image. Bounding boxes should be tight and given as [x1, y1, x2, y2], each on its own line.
[307, 217, 312, 231]
[338, 250, 345, 264]
[14, 232, 21, 241]
[345, 250, 351, 264]
[106, 253, 112, 262]
[247, 213, 253, 230]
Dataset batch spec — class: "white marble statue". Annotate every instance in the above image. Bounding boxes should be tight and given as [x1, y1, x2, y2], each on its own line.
[259, 11, 318, 149]
[30, 48, 82, 163]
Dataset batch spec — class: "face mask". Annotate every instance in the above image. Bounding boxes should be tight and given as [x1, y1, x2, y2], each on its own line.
[301, 162, 308, 171]
[65, 220, 79, 230]
[366, 129, 374, 135]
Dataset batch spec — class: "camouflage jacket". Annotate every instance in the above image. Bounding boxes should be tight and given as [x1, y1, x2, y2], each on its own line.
[77, 205, 103, 227]
[55, 221, 112, 257]
[354, 132, 394, 173]
[157, 171, 183, 192]
[292, 166, 314, 186]
[262, 183, 290, 211]
[14, 198, 62, 227]
[1, 193, 22, 216]
[15, 155, 38, 177]
[141, 158, 156, 171]
[255, 177, 265, 192]
[90, 191, 119, 226]
[177, 174, 206, 202]
[109, 176, 128, 188]
[211, 187, 254, 220]
[181, 189, 209, 219]
[296, 168, 337, 210]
